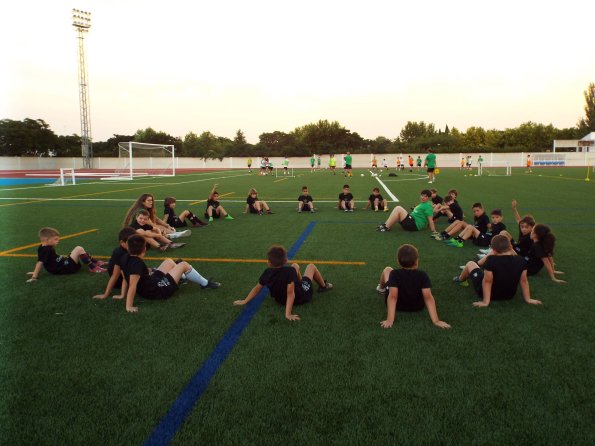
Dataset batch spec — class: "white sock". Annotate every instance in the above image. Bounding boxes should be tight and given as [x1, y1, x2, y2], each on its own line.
[185, 267, 208, 286]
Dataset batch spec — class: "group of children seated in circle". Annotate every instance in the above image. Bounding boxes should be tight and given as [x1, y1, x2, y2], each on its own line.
[27, 182, 565, 325]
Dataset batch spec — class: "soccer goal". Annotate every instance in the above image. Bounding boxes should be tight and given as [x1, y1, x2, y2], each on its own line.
[478, 161, 511, 177]
[275, 167, 295, 178]
[104, 142, 176, 180]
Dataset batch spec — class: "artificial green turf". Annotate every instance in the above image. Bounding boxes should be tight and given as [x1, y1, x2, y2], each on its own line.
[1, 168, 593, 445]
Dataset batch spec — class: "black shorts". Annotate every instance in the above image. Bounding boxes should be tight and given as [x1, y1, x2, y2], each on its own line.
[205, 209, 221, 218]
[301, 203, 311, 211]
[427, 167, 435, 173]
[248, 204, 258, 214]
[469, 268, 484, 296]
[399, 214, 418, 231]
[448, 215, 459, 223]
[345, 164, 352, 169]
[284, 166, 288, 170]
[169, 217, 187, 228]
[295, 277, 314, 305]
[141, 271, 178, 300]
[52, 256, 82, 275]
[472, 233, 492, 247]
[377, 203, 385, 211]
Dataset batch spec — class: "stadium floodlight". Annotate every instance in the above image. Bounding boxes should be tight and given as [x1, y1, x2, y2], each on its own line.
[72, 8, 93, 169]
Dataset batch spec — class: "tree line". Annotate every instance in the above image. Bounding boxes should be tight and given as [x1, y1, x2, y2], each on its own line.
[2, 83, 593, 158]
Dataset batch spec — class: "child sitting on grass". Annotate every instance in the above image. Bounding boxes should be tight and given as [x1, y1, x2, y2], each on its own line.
[446, 208, 506, 248]
[298, 186, 315, 213]
[377, 189, 436, 233]
[376, 244, 450, 329]
[205, 184, 234, 222]
[131, 209, 185, 252]
[164, 197, 208, 228]
[435, 202, 489, 242]
[453, 235, 542, 307]
[366, 187, 389, 212]
[93, 226, 137, 299]
[338, 184, 355, 212]
[233, 245, 333, 321]
[124, 193, 189, 239]
[121, 235, 221, 313]
[245, 188, 273, 215]
[27, 227, 106, 282]
[526, 224, 566, 283]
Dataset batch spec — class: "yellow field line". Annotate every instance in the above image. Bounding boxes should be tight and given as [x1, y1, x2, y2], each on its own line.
[535, 174, 592, 182]
[189, 192, 234, 205]
[0, 252, 365, 265]
[0, 229, 98, 255]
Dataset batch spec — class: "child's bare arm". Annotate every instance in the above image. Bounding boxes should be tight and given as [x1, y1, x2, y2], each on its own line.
[208, 183, 218, 199]
[233, 283, 264, 306]
[119, 276, 128, 301]
[474, 271, 493, 307]
[126, 274, 140, 313]
[26, 261, 44, 282]
[243, 204, 249, 214]
[519, 271, 542, 305]
[93, 264, 121, 299]
[543, 256, 566, 283]
[511, 199, 522, 223]
[284, 282, 299, 321]
[426, 216, 437, 232]
[380, 288, 398, 328]
[421, 288, 451, 328]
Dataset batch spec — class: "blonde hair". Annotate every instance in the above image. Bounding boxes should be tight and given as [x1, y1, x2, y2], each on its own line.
[39, 227, 59, 239]
[249, 188, 258, 195]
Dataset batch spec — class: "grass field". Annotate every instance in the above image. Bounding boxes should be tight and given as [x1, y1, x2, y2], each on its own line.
[1, 167, 593, 445]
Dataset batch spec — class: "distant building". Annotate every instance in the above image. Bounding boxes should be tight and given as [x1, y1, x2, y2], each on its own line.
[553, 132, 594, 152]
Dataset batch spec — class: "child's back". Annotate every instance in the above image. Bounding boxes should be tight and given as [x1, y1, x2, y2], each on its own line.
[259, 264, 310, 305]
[385, 267, 430, 311]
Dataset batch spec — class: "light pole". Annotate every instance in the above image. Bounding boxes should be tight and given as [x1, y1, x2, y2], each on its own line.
[72, 9, 93, 168]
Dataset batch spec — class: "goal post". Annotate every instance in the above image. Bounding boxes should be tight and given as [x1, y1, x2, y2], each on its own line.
[275, 167, 295, 178]
[106, 142, 176, 180]
[478, 161, 511, 177]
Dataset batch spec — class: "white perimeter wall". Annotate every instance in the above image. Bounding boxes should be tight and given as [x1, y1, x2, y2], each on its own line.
[1, 152, 595, 170]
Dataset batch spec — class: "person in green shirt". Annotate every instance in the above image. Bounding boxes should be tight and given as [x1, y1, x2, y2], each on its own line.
[416, 156, 422, 171]
[424, 149, 437, 183]
[329, 154, 337, 175]
[310, 155, 316, 172]
[377, 189, 437, 233]
[344, 152, 353, 177]
[317, 154, 321, 170]
[283, 157, 290, 175]
[247, 158, 252, 173]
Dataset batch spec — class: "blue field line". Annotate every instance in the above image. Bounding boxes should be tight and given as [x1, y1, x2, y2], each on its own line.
[143, 221, 317, 446]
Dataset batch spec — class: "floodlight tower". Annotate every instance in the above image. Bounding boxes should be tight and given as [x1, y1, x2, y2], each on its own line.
[72, 9, 93, 168]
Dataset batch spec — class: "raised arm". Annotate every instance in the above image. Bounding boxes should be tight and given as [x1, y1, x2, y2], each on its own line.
[380, 288, 398, 328]
[519, 270, 542, 305]
[233, 283, 264, 306]
[208, 183, 218, 199]
[511, 199, 522, 224]
[26, 261, 44, 283]
[421, 288, 451, 328]
[126, 274, 140, 313]
[474, 270, 493, 307]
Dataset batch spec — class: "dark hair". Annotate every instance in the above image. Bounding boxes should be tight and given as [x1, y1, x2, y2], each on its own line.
[519, 215, 536, 227]
[118, 227, 137, 242]
[447, 189, 458, 197]
[127, 234, 147, 256]
[123, 193, 156, 226]
[302, 186, 308, 191]
[397, 244, 418, 268]
[533, 224, 556, 255]
[372, 187, 380, 192]
[343, 184, 350, 189]
[267, 245, 287, 267]
[491, 209, 502, 216]
[136, 209, 150, 217]
[490, 234, 510, 254]
[420, 189, 432, 198]
[430, 188, 438, 194]
[444, 194, 454, 203]
[472, 202, 483, 209]
[164, 197, 176, 208]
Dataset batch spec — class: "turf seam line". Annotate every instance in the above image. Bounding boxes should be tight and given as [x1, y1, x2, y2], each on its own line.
[143, 221, 317, 446]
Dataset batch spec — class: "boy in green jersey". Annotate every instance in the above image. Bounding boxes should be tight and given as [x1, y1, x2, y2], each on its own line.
[424, 149, 437, 184]
[310, 155, 316, 172]
[344, 152, 353, 177]
[377, 189, 436, 233]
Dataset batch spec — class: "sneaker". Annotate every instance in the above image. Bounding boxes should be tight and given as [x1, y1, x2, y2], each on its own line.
[344, 209, 349, 212]
[201, 279, 221, 289]
[266, 210, 273, 214]
[258, 210, 263, 215]
[225, 215, 234, 220]
[208, 216, 213, 222]
[479, 248, 490, 255]
[298, 209, 302, 213]
[318, 280, 333, 292]
[159, 244, 169, 252]
[429, 231, 440, 238]
[348, 209, 353, 212]
[374, 208, 379, 212]
[169, 242, 186, 249]
[377, 223, 389, 232]
[376, 284, 386, 294]
[89, 265, 107, 273]
[459, 265, 465, 270]
[169, 229, 191, 239]
[477, 253, 486, 259]
[452, 276, 469, 286]
[446, 239, 463, 248]
[384, 208, 389, 212]
[94, 260, 108, 266]
[310, 209, 315, 213]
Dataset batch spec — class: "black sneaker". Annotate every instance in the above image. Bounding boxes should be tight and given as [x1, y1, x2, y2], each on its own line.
[318, 280, 333, 292]
[377, 224, 389, 232]
[201, 279, 221, 289]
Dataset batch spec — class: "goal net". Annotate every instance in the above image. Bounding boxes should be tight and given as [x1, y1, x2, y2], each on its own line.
[104, 142, 176, 180]
[478, 161, 511, 177]
[275, 167, 295, 178]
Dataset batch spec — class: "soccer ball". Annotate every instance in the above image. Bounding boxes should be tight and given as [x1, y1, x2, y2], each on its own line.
[361, 173, 364, 177]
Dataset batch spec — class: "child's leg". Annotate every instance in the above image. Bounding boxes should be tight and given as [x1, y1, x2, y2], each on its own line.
[155, 234, 172, 245]
[385, 206, 408, 228]
[206, 206, 214, 217]
[253, 201, 262, 212]
[447, 220, 467, 235]
[70, 246, 87, 263]
[298, 201, 304, 211]
[459, 261, 480, 281]
[143, 236, 160, 248]
[217, 206, 229, 217]
[459, 226, 477, 241]
[379, 266, 393, 288]
[259, 200, 270, 211]
[340, 200, 346, 210]
[179, 210, 191, 220]
[303, 263, 326, 288]
[157, 259, 176, 274]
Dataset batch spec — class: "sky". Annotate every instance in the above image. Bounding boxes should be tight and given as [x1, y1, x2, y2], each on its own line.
[2, 0, 594, 143]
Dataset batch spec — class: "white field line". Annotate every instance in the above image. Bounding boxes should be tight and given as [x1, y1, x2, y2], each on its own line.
[0, 198, 394, 204]
[369, 170, 399, 202]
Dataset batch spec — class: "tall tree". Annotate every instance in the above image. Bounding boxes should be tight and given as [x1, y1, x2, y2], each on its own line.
[578, 82, 595, 133]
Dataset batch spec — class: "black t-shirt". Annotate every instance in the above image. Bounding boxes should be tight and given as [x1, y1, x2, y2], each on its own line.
[449, 201, 463, 221]
[130, 220, 153, 231]
[246, 196, 256, 205]
[386, 268, 431, 312]
[108, 246, 127, 275]
[258, 266, 305, 305]
[483, 255, 527, 300]
[121, 254, 163, 298]
[207, 199, 220, 209]
[526, 243, 547, 275]
[431, 195, 443, 205]
[339, 192, 353, 202]
[298, 194, 313, 203]
[37, 245, 71, 273]
[488, 222, 506, 236]
[163, 207, 178, 226]
[368, 194, 384, 202]
[474, 214, 490, 234]
[514, 229, 533, 257]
